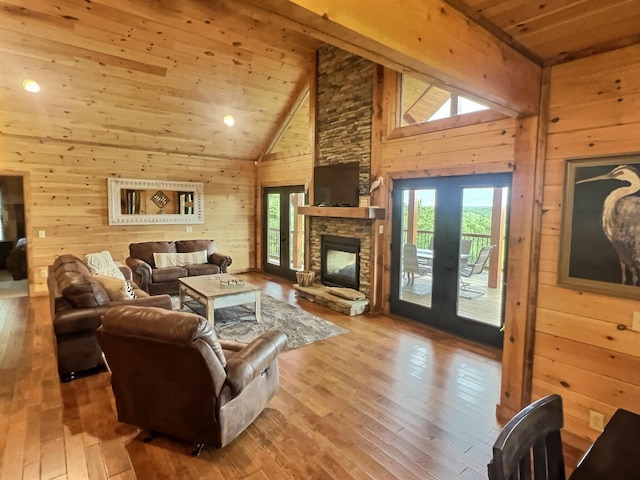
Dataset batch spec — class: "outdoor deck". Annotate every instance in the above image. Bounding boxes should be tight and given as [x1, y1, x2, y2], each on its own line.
[399, 272, 503, 327]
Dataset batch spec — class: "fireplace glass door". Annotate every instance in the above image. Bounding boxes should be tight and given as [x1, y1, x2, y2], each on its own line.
[263, 186, 306, 281]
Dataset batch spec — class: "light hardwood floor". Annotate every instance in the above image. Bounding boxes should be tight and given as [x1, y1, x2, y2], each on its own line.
[0, 272, 577, 479]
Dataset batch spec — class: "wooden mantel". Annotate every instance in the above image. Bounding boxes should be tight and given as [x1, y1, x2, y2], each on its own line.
[297, 206, 385, 219]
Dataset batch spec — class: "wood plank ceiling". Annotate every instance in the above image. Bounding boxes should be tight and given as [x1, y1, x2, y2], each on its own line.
[0, 0, 320, 161]
[2, 0, 640, 163]
[447, 0, 640, 66]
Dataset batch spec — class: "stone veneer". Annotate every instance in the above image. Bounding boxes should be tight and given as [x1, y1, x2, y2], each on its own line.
[310, 45, 375, 299]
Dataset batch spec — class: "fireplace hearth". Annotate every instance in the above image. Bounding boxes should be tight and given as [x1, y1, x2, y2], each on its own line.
[321, 235, 360, 290]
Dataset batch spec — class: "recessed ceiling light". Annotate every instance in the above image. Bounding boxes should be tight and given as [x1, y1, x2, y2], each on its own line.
[223, 114, 235, 127]
[23, 79, 41, 93]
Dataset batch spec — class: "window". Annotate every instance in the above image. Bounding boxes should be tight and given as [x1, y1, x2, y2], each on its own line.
[399, 74, 489, 127]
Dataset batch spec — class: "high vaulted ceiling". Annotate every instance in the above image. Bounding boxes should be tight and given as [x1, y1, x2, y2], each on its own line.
[447, 0, 640, 66]
[1, 0, 639, 162]
[0, 0, 319, 161]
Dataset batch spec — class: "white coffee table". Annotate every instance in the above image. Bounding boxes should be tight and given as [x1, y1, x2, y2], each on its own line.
[178, 274, 261, 325]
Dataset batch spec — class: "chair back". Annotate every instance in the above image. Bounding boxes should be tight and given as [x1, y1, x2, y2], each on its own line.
[402, 244, 421, 274]
[488, 394, 566, 480]
[460, 239, 472, 255]
[97, 306, 229, 445]
[467, 245, 495, 275]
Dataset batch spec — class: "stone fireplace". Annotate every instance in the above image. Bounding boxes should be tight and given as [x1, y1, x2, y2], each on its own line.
[321, 235, 360, 290]
[309, 217, 372, 299]
[304, 44, 376, 305]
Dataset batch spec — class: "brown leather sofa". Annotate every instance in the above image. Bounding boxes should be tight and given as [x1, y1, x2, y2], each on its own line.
[126, 240, 232, 295]
[48, 254, 173, 382]
[97, 305, 287, 454]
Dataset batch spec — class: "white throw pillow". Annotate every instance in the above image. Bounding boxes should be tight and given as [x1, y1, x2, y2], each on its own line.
[93, 274, 136, 301]
[153, 250, 208, 268]
[84, 251, 125, 280]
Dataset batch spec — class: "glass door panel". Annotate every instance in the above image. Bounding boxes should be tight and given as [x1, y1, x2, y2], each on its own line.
[266, 192, 281, 266]
[456, 187, 509, 326]
[398, 189, 436, 308]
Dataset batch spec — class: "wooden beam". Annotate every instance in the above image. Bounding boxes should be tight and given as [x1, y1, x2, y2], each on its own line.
[236, 0, 541, 116]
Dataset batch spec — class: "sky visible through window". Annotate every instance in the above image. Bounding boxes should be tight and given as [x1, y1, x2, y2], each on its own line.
[412, 188, 495, 206]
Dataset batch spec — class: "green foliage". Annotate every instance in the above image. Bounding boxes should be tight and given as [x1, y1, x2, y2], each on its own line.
[414, 203, 492, 234]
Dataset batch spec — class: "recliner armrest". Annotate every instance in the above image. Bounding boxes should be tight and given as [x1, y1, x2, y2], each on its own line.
[224, 331, 287, 395]
[208, 252, 232, 273]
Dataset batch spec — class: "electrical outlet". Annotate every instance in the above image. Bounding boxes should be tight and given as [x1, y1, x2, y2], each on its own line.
[632, 312, 640, 332]
[40, 269, 48, 278]
[589, 410, 605, 431]
[185, 226, 193, 233]
[38, 230, 46, 238]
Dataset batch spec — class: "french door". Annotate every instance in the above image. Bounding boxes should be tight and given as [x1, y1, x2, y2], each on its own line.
[263, 186, 306, 281]
[390, 173, 511, 348]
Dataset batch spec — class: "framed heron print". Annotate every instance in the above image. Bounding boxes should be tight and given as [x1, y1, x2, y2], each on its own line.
[559, 153, 640, 299]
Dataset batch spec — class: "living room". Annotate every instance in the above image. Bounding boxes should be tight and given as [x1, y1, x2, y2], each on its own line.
[2, 0, 640, 478]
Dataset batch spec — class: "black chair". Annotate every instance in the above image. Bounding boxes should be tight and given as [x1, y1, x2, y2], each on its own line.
[488, 394, 566, 480]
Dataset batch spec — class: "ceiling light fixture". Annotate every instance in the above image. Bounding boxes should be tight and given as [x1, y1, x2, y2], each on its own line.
[223, 114, 235, 127]
[23, 79, 41, 93]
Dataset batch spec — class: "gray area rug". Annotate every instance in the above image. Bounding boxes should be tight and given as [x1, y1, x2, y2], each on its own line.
[172, 294, 348, 350]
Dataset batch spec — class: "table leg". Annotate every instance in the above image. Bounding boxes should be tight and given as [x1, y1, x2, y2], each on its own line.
[179, 285, 185, 309]
[254, 290, 261, 322]
[206, 300, 215, 326]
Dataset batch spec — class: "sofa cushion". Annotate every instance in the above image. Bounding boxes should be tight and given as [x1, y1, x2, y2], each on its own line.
[93, 274, 136, 301]
[152, 266, 186, 283]
[176, 240, 217, 256]
[84, 251, 126, 280]
[153, 250, 207, 268]
[60, 272, 111, 308]
[129, 241, 176, 268]
[185, 263, 221, 276]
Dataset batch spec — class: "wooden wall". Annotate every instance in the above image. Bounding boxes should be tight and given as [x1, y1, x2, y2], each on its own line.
[534, 43, 640, 449]
[1, 137, 255, 296]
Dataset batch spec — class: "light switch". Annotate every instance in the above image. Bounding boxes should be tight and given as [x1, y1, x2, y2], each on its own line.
[185, 226, 193, 233]
[38, 230, 46, 238]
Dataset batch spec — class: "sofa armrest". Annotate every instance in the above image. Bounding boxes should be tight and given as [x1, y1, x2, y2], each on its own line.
[208, 252, 232, 273]
[116, 262, 133, 281]
[224, 331, 287, 395]
[126, 257, 152, 293]
[53, 306, 113, 336]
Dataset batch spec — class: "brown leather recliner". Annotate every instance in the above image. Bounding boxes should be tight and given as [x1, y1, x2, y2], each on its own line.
[96, 305, 287, 455]
[126, 240, 232, 295]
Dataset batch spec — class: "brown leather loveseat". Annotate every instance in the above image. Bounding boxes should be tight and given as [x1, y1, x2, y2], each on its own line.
[48, 254, 173, 382]
[126, 240, 232, 295]
[97, 305, 287, 455]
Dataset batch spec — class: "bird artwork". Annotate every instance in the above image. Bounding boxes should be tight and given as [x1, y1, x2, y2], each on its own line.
[576, 164, 640, 286]
[369, 175, 384, 194]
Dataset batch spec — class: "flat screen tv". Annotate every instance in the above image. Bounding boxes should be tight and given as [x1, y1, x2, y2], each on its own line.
[313, 162, 360, 207]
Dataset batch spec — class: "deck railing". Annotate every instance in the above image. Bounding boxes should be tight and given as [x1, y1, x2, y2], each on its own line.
[403, 229, 492, 260]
